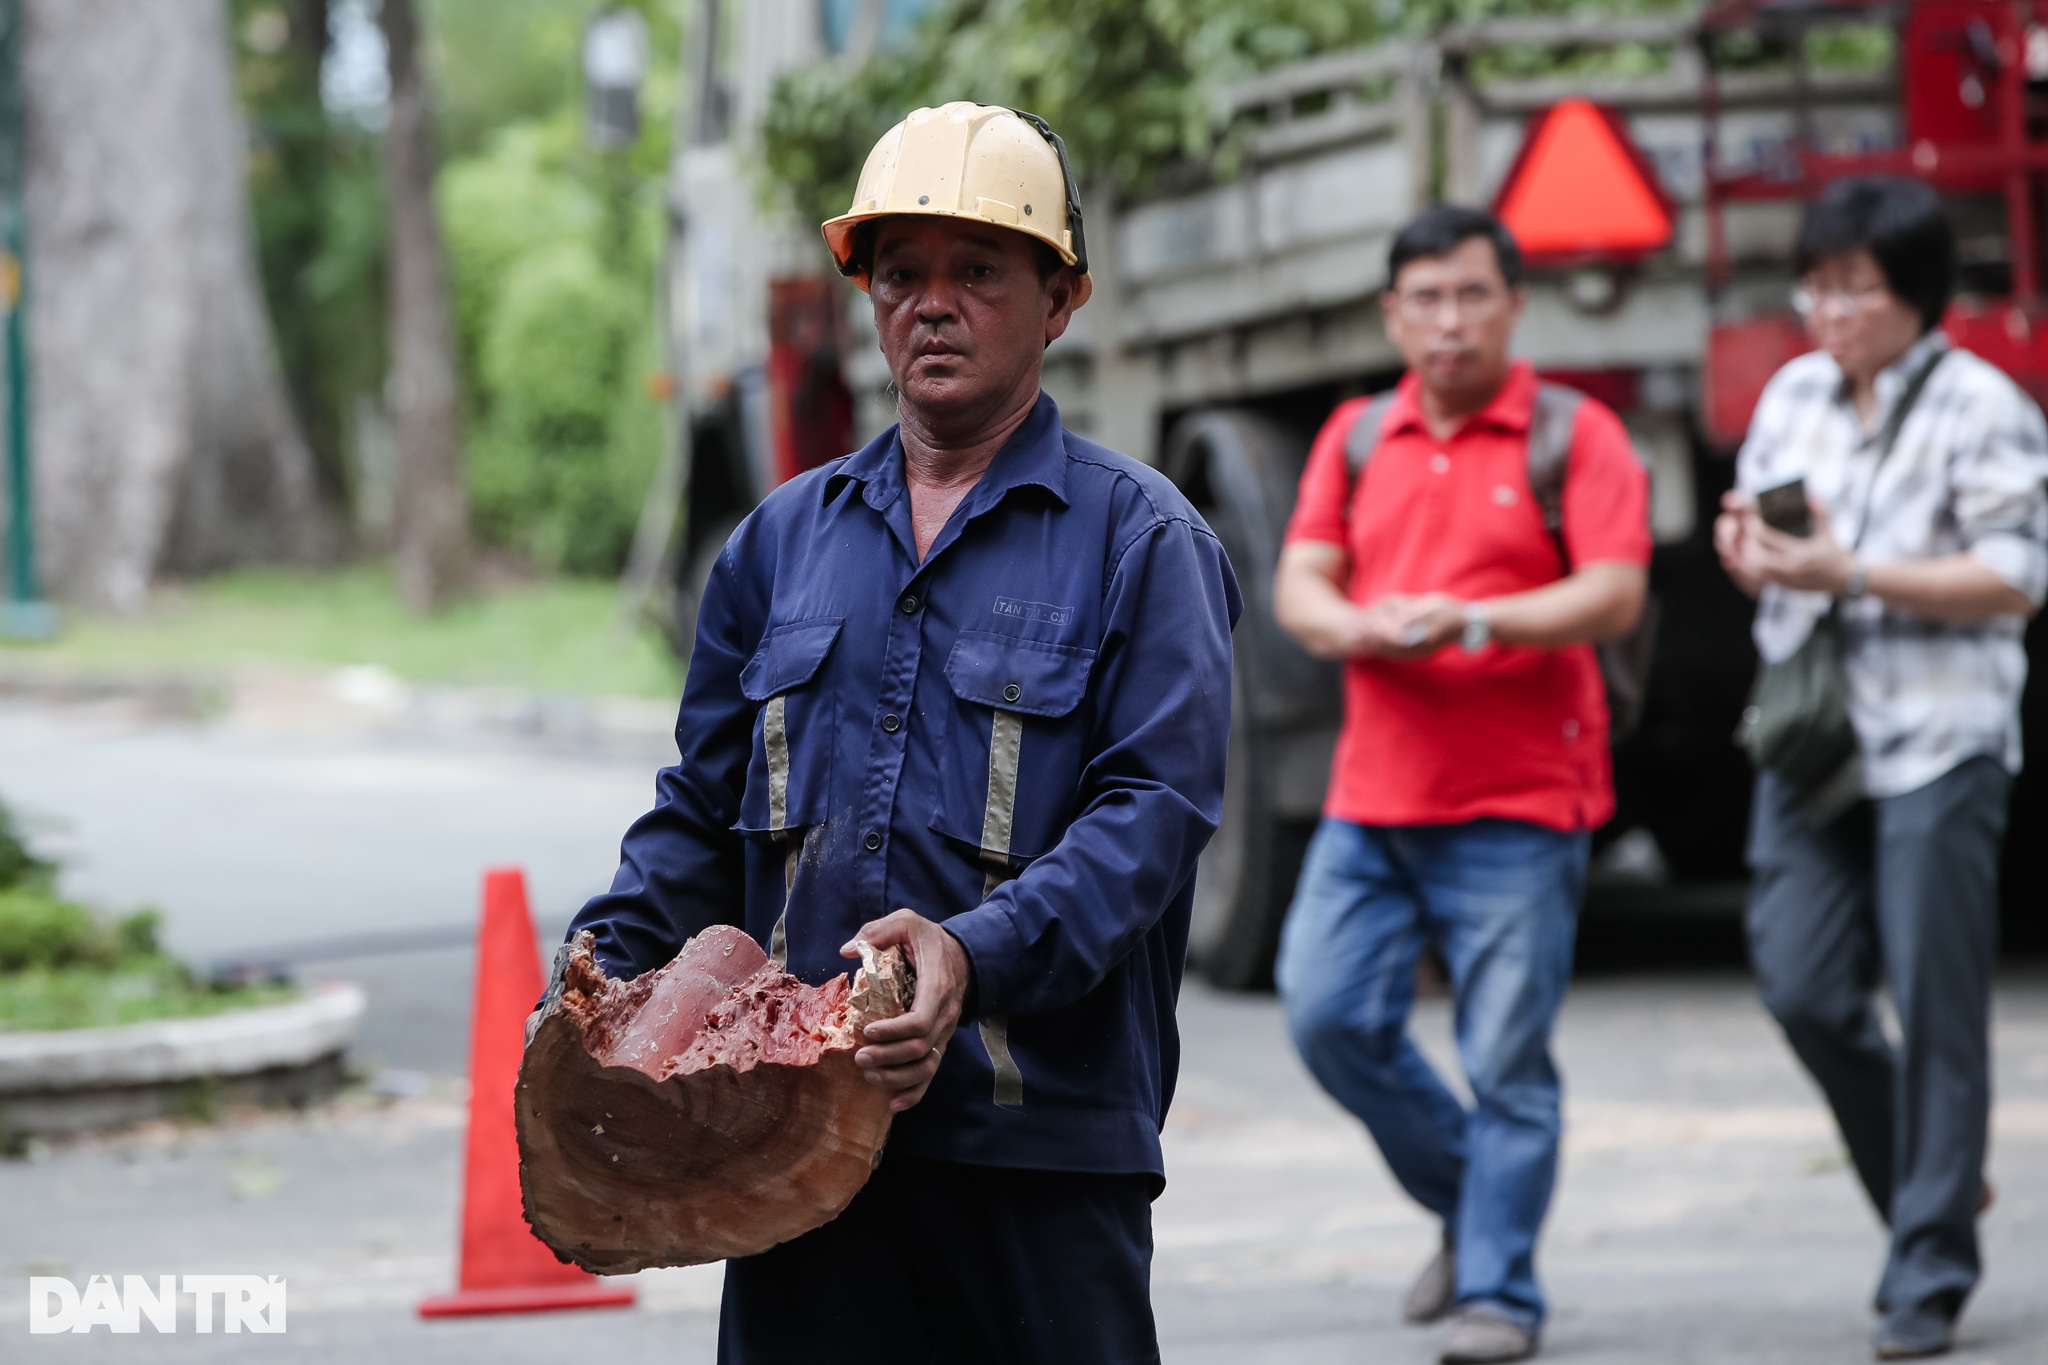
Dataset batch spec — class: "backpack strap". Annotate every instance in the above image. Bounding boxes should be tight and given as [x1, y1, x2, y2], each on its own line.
[1344, 383, 1585, 568]
[1525, 382, 1584, 570]
[1343, 392, 1398, 482]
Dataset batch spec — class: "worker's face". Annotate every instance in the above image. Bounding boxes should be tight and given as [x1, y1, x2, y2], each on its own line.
[1797, 249, 1924, 384]
[870, 219, 1080, 432]
[1383, 236, 1525, 404]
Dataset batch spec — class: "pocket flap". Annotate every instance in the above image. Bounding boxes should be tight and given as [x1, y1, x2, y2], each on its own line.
[944, 631, 1094, 718]
[740, 618, 844, 700]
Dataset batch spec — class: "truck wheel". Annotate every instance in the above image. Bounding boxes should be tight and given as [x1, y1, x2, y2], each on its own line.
[1164, 408, 1334, 991]
[1190, 651, 1317, 991]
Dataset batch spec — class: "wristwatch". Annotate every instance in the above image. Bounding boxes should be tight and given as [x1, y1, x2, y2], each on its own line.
[1461, 602, 1492, 652]
[1843, 557, 1869, 600]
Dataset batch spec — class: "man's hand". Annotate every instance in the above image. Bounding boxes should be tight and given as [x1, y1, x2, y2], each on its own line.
[1379, 593, 1466, 658]
[841, 909, 972, 1113]
[1333, 594, 1461, 660]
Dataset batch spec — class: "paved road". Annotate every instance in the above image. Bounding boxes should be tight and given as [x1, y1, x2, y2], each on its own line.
[0, 694, 656, 1077]
[1, 698, 2043, 1363]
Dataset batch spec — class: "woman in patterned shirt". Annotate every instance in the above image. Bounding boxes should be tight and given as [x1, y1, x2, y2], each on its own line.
[1715, 175, 2048, 1361]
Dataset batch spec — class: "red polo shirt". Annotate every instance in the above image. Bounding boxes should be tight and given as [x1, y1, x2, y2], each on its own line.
[1284, 362, 1651, 832]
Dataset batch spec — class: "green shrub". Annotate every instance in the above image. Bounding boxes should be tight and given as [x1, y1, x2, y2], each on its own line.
[0, 801, 51, 892]
[441, 125, 665, 577]
[471, 240, 654, 573]
[0, 888, 117, 972]
[439, 124, 598, 388]
[115, 908, 164, 959]
[0, 794, 288, 1031]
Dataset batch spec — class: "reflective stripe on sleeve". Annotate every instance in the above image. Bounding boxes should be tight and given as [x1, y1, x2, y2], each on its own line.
[977, 708, 1026, 1108]
[978, 1016, 1024, 1108]
[764, 694, 790, 832]
[769, 838, 798, 968]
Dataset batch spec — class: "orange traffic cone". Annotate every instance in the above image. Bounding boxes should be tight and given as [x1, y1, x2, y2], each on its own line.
[419, 867, 637, 1317]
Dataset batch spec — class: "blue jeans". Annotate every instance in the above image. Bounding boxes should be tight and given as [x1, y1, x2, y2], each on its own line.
[1276, 817, 1588, 1330]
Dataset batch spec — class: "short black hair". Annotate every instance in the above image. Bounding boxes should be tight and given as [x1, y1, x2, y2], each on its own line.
[850, 218, 1066, 283]
[1795, 176, 1956, 332]
[1387, 205, 1524, 290]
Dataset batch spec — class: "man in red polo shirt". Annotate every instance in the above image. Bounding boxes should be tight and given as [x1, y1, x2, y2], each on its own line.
[1273, 205, 1650, 1365]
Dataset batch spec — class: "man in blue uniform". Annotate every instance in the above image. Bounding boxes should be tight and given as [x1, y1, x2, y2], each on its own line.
[562, 103, 1240, 1363]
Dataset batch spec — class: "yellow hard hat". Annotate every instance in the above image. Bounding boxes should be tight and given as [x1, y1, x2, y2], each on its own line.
[822, 102, 1091, 307]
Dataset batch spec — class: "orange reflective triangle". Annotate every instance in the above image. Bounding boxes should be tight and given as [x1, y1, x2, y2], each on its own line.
[1495, 97, 1672, 258]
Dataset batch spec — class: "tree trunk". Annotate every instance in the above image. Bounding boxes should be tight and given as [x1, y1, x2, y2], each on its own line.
[22, 0, 330, 609]
[380, 0, 469, 612]
[253, 0, 357, 520]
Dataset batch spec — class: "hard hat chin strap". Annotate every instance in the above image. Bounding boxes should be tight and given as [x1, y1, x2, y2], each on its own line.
[1006, 107, 1089, 277]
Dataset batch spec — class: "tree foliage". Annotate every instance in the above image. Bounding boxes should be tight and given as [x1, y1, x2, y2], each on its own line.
[235, 0, 682, 578]
[765, 0, 1396, 225]
[235, 0, 388, 521]
[437, 94, 669, 574]
[762, 0, 1752, 221]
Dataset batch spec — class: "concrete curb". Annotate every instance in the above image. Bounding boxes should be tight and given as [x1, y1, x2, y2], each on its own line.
[0, 982, 366, 1092]
[0, 663, 678, 762]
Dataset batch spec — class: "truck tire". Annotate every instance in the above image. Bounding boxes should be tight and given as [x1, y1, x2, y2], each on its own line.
[1190, 644, 1318, 990]
[1164, 409, 1336, 991]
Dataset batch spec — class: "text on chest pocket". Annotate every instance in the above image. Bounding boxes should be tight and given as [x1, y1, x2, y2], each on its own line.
[736, 617, 842, 836]
[931, 630, 1096, 871]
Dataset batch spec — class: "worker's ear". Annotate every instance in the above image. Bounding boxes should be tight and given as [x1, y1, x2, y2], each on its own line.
[1043, 267, 1085, 346]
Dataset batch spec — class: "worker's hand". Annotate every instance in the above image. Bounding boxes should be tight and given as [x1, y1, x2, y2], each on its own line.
[841, 909, 971, 1113]
[1741, 494, 1856, 595]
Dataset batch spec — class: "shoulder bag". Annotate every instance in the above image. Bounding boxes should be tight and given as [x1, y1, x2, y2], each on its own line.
[1740, 346, 1947, 824]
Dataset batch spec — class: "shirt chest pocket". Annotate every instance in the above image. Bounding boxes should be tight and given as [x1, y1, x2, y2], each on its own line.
[736, 618, 842, 836]
[929, 630, 1096, 871]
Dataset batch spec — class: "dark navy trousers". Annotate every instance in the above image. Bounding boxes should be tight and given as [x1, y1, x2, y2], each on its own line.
[1746, 755, 2009, 1314]
[717, 1153, 1159, 1364]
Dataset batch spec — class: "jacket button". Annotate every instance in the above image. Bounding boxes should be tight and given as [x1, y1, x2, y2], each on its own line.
[899, 594, 919, 614]
[863, 831, 882, 851]
[1002, 683, 1022, 703]
[881, 713, 901, 733]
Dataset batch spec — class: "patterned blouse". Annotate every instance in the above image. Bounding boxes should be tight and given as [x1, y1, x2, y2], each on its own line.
[1736, 329, 2048, 799]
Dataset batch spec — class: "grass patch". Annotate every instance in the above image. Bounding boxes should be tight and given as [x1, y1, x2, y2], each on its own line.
[0, 961, 295, 1032]
[0, 891, 292, 1032]
[0, 565, 683, 700]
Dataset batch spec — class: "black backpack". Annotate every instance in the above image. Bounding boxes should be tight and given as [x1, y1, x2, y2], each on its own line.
[1341, 383, 1660, 740]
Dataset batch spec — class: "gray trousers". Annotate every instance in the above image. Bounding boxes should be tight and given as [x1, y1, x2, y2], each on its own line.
[1745, 755, 2009, 1314]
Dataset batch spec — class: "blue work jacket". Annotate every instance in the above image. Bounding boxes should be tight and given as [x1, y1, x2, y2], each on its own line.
[568, 393, 1239, 1182]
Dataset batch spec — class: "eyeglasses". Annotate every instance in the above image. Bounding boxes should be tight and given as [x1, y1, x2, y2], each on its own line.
[1790, 284, 1893, 319]
[1390, 284, 1509, 321]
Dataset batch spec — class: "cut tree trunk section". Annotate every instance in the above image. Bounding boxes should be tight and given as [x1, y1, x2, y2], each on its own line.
[517, 926, 913, 1274]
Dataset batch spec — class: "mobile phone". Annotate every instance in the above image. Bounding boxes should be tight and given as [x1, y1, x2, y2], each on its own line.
[1756, 478, 1814, 537]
